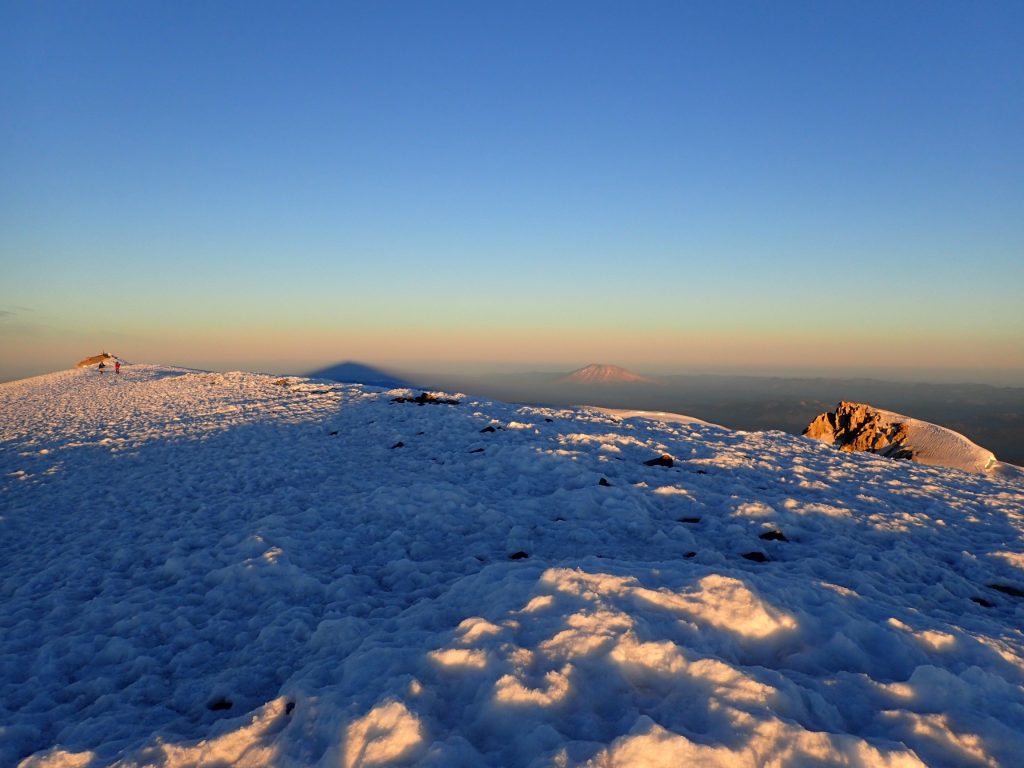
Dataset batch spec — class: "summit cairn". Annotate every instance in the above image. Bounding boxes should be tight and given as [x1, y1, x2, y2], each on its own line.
[803, 401, 914, 460]
[76, 352, 117, 369]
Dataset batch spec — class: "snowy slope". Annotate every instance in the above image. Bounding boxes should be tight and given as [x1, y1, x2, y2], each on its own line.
[873, 408, 1010, 477]
[587, 406, 719, 428]
[3, 365, 1024, 767]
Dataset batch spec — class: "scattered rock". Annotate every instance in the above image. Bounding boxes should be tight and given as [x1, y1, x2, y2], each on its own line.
[678, 516, 701, 524]
[759, 530, 789, 542]
[643, 453, 674, 468]
[989, 583, 1024, 598]
[328, 431, 338, 437]
[391, 441, 404, 449]
[684, 552, 697, 559]
[207, 697, 233, 711]
[598, 477, 611, 487]
[545, 418, 554, 422]
[469, 448, 485, 454]
[271, 378, 291, 387]
[971, 597, 994, 608]
[803, 402, 914, 460]
[509, 551, 529, 560]
[742, 552, 769, 563]
[392, 392, 461, 406]
[480, 425, 498, 433]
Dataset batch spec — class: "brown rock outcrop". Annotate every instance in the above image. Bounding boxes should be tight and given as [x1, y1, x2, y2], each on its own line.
[76, 353, 115, 368]
[803, 401, 914, 461]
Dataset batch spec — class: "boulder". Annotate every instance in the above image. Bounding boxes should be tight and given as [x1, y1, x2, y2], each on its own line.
[803, 401, 915, 461]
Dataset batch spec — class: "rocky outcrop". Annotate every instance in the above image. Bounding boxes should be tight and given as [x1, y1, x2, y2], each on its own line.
[803, 401, 915, 460]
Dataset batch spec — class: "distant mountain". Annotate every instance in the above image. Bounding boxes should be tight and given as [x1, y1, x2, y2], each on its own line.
[557, 363, 656, 385]
[305, 361, 412, 388]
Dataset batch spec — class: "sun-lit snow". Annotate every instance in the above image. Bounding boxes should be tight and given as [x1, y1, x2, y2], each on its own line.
[3, 364, 1024, 767]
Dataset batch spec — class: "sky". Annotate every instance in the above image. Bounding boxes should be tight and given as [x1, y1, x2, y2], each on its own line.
[2, 1, 1023, 384]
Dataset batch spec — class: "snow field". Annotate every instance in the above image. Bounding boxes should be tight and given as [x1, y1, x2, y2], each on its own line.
[2, 365, 1023, 766]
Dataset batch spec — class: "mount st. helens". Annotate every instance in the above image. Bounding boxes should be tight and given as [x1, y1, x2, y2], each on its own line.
[556, 364, 657, 386]
[2, 364, 1024, 767]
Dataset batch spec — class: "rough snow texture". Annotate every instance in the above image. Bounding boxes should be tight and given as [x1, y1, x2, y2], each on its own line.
[3, 365, 1024, 767]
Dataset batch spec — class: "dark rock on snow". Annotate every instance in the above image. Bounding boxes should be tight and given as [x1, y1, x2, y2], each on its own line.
[989, 583, 1024, 598]
[643, 453, 674, 468]
[392, 392, 461, 406]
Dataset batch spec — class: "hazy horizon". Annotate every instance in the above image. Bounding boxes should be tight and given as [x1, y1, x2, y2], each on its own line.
[4, 352, 1024, 389]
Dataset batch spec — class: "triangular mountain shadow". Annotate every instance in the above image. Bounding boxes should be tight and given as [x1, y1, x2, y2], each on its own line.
[305, 361, 414, 389]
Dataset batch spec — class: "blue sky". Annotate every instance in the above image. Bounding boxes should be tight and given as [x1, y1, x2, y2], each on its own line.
[2, 1, 1022, 382]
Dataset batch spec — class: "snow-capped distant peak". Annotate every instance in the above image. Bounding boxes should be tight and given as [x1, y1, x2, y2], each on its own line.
[557, 363, 656, 385]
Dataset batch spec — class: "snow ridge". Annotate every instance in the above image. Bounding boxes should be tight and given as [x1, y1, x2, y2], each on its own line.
[2, 365, 1024, 767]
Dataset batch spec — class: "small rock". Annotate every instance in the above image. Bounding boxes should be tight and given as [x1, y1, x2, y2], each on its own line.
[285, 701, 295, 715]
[759, 530, 789, 542]
[207, 697, 233, 711]
[989, 583, 1024, 598]
[328, 431, 338, 437]
[742, 552, 769, 563]
[684, 552, 697, 559]
[971, 597, 994, 608]
[598, 477, 611, 487]
[545, 418, 554, 422]
[391, 441, 404, 449]
[480, 425, 497, 433]
[694, 469, 708, 475]
[678, 516, 701, 524]
[469, 448, 485, 454]
[392, 392, 461, 406]
[509, 551, 529, 560]
[643, 453, 674, 468]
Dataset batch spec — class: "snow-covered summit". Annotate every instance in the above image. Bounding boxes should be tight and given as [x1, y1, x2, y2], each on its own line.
[803, 400, 1022, 480]
[557, 364, 656, 385]
[2, 365, 1024, 767]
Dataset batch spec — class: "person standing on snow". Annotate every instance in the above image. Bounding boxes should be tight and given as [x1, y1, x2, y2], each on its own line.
[115, 360, 120, 375]
[98, 361, 106, 374]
